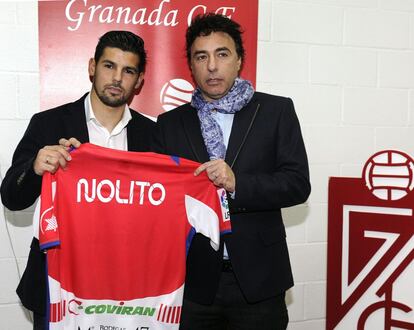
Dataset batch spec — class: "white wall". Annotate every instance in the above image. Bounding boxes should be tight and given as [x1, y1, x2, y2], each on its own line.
[1, 1, 414, 329]
[257, 1, 414, 329]
[0, 1, 38, 329]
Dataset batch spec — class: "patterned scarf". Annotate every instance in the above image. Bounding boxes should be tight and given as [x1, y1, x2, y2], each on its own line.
[192, 77, 254, 160]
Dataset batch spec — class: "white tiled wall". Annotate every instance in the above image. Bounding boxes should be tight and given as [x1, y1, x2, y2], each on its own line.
[1, 1, 414, 329]
[259, 1, 414, 329]
[0, 2, 37, 329]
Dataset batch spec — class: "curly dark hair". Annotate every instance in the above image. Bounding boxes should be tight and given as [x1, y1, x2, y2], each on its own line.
[94, 30, 147, 73]
[186, 13, 245, 65]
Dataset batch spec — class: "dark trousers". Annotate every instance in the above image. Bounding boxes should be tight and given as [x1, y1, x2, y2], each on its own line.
[179, 266, 289, 330]
[33, 312, 46, 330]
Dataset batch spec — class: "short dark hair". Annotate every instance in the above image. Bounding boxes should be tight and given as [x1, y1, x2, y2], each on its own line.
[94, 30, 147, 73]
[186, 13, 245, 65]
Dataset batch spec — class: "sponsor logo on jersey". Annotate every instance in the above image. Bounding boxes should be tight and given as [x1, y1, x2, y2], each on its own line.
[218, 189, 230, 221]
[67, 300, 156, 317]
[68, 299, 82, 315]
[99, 325, 126, 330]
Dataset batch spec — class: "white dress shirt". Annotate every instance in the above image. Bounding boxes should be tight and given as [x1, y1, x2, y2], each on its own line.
[85, 93, 131, 151]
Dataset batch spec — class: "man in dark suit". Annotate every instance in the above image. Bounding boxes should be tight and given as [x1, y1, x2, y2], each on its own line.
[153, 14, 311, 329]
[0, 30, 154, 330]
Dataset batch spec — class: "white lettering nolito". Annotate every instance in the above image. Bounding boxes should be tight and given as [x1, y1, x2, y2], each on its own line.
[65, 0, 178, 32]
[77, 178, 166, 206]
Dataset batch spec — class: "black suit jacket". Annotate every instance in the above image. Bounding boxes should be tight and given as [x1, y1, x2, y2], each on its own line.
[153, 92, 311, 304]
[0, 94, 155, 314]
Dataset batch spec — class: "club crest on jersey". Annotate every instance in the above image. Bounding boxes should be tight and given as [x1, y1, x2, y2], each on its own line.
[40, 206, 58, 234]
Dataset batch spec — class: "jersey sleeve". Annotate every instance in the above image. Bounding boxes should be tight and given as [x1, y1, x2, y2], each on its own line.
[38, 172, 60, 250]
[184, 186, 231, 251]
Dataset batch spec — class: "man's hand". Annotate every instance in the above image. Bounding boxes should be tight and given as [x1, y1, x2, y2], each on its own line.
[32, 138, 81, 176]
[194, 159, 235, 192]
[33, 145, 71, 176]
[58, 137, 81, 149]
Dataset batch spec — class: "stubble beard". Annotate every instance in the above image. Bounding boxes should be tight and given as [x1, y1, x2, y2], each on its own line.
[93, 82, 131, 108]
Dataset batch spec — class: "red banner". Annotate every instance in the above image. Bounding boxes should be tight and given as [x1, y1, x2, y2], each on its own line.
[38, 0, 258, 118]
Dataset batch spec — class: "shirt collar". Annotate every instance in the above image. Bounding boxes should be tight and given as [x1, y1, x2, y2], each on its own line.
[85, 93, 132, 132]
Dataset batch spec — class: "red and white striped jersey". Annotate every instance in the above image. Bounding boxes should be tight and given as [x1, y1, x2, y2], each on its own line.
[39, 143, 231, 330]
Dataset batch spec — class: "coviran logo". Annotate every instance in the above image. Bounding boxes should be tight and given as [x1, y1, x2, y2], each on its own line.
[68, 300, 156, 317]
[77, 178, 166, 205]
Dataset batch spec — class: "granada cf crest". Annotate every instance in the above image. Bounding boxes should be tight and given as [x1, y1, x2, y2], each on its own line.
[327, 150, 414, 329]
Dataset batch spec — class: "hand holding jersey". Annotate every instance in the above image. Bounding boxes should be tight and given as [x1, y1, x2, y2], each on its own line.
[194, 159, 235, 192]
[33, 144, 72, 176]
[58, 137, 81, 149]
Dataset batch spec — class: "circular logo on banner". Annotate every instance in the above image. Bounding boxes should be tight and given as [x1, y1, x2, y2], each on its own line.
[363, 150, 414, 201]
[160, 78, 194, 111]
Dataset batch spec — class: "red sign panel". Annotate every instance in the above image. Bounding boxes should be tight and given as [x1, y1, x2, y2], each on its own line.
[327, 151, 414, 329]
[38, 0, 258, 118]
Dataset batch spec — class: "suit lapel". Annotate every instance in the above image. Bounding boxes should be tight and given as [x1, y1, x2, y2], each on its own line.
[225, 95, 260, 168]
[62, 94, 89, 143]
[180, 106, 210, 163]
[126, 110, 141, 151]
[126, 117, 138, 151]
[126, 111, 150, 151]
